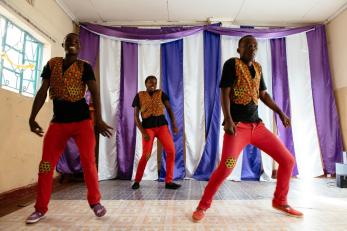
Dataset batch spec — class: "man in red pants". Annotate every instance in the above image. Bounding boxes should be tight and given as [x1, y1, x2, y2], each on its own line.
[192, 35, 303, 222]
[26, 33, 112, 224]
[131, 76, 181, 190]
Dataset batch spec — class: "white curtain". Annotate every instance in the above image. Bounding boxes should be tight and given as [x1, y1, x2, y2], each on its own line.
[256, 39, 275, 181]
[286, 33, 324, 178]
[220, 35, 243, 181]
[183, 32, 206, 178]
[98, 37, 121, 180]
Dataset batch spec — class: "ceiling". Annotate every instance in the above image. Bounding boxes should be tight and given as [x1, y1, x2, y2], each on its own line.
[56, 0, 347, 27]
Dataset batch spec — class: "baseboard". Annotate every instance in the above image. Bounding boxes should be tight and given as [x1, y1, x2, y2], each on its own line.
[0, 176, 61, 205]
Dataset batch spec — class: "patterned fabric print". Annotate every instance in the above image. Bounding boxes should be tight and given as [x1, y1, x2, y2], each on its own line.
[138, 90, 165, 119]
[39, 161, 51, 173]
[225, 157, 237, 169]
[49, 57, 86, 102]
[232, 58, 261, 105]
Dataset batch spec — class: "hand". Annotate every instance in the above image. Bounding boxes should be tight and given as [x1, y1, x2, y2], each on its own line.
[142, 132, 150, 141]
[224, 119, 236, 135]
[279, 113, 291, 128]
[172, 125, 179, 135]
[95, 119, 113, 138]
[29, 119, 44, 137]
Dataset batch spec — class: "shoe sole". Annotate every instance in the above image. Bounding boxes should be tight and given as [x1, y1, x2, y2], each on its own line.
[192, 217, 203, 223]
[95, 209, 107, 217]
[272, 206, 303, 218]
[26, 216, 45, 224]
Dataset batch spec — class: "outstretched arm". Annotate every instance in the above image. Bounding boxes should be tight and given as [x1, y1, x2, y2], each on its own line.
[259, 90, 290, 127]
[29, 79, 50, 137]
[86, 80, 113, 137]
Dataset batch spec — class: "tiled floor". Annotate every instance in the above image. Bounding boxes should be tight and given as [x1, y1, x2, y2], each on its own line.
[0, 178, 347, 230]
[52, 178, 347, 201]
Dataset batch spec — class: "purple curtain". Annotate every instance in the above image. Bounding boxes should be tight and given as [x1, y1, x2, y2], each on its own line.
[81, 23, 204, 40]
[56, 139, 83, 174]
[160, 39, 186, 181]
[270, 38, 299, 176]
[116, 42, 138, 179]
[306, 25, 343, 173]
[193, 31, 221, 180]
[206, 25, 315, 39]
[241, 145, 262, 180]
[78, 27, 100, 68]
[82, 23, 315, 40]
[56, 27, 100, 174]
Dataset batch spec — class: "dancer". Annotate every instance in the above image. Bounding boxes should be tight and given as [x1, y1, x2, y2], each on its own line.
[192, 35, 303, 222]
[131, 75, 181, 190]
[26, 33, 112, 224]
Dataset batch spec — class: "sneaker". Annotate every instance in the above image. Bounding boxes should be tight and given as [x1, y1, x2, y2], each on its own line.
[165, 182, 181, 190]
[91, 203, 107, 217]
[132, 182, 140, 190]
[272, 201, 303, 218]
[26, 211, 45, 224]
[192, 208, 205, 222]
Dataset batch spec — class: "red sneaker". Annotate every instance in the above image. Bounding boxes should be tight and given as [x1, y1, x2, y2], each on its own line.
[272, 201, 303, 218]
[192, 208, 205, 222]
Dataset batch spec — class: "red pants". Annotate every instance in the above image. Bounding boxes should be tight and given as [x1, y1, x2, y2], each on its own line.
[35, 120, 101, 213]
[135, 125, 175, 183]
[198, 122, 295, 210]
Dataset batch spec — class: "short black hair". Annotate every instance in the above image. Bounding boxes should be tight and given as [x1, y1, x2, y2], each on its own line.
[238, 35, 254, 47]
[145, 75, 157, 84]
[64, 33, 79, 42]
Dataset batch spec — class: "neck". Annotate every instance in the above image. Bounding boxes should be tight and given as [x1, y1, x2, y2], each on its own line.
[64, 54, 78, 64]
[240, 57, 252, 66]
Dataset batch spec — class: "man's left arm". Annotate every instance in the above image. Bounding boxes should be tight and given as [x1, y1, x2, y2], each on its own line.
[259, 90, 291, 128]
[86, 80, 113, 137]
[163, 99, 178, 134]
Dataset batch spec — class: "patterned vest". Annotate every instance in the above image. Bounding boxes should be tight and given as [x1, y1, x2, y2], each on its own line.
[48, 57, 86, 102]
[232, 58, 262, 105]
[138, 90, 165, 119]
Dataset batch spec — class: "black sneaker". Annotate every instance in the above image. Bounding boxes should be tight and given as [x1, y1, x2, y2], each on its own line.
[132, 182, 140, 190]
[165, 182, 181, 189]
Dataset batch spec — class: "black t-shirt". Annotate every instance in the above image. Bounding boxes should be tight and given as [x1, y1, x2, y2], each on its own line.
[41, 60, 95, 123]
[132, 91, 169, 128]
[219, 58, 267, 123]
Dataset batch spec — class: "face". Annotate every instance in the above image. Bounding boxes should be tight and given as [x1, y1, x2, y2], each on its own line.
[145, 78, 157, 92]
[238, 36, 257, 63]
[63, 33, 80, 55]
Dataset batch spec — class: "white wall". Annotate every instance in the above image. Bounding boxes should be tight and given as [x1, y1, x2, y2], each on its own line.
[0, 0, 74, 193]
[327, 7, 347, 150]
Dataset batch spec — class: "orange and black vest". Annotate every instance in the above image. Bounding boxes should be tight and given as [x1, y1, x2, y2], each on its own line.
[232, 58, 262, 105]
[48, 57, 86, 102]
[138, 90, 165, 119]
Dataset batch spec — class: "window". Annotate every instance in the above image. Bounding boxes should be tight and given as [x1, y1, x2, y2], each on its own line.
[0, 14, 43, 96]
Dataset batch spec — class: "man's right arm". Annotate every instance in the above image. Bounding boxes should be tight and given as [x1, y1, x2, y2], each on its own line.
[221, 87, 236, 135]
[220, 58, 237, 135]
[29, 79, 50, 137]
[134, 106, 149, 141]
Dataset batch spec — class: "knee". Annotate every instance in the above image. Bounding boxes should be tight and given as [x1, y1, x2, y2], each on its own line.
[288, 155, 295, 168]
[213, 157, 236, 178]
[279, 153, 295, 169]
[38, 161, 53, 174]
